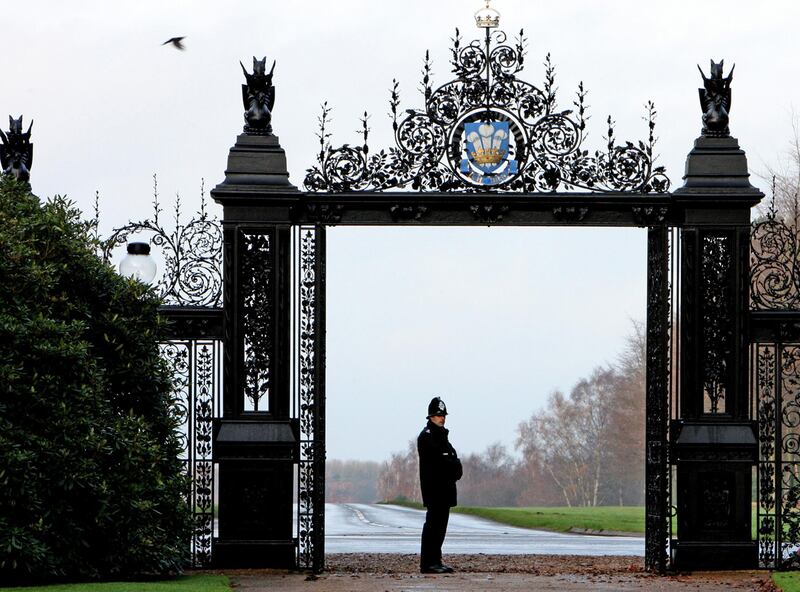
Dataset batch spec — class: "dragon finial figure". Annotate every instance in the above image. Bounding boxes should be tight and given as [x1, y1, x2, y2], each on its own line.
[0, 115, 33, 182]
[240, 56, 276, 135]
[697, 59, 734, 137]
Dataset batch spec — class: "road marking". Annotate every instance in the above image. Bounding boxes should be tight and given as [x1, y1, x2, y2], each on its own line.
[344, 504, 396, 529]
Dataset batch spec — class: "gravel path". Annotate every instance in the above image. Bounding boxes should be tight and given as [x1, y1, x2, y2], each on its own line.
[217, 553, 778, 591]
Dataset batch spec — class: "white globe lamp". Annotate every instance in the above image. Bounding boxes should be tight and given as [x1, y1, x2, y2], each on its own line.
[119, 242, 157, 284]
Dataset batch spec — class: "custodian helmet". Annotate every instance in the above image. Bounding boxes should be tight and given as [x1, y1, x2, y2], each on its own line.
[427, 397, 448, 417]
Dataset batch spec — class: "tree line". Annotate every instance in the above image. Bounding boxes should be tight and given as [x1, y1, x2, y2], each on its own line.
[375, 322, 646, 507]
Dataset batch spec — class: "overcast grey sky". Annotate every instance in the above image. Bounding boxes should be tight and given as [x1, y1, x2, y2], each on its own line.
[4, 0, 798, 461]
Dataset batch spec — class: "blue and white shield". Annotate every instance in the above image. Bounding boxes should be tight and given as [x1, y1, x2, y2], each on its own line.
[463, 121, 510, 174]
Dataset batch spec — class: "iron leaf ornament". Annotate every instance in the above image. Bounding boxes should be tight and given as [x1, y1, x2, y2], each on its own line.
[100, 177, 223, 308]
[304, 28, 669, 194]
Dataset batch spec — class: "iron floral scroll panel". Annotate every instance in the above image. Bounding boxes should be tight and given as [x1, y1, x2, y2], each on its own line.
[644, 227, 672, 573]
[304, 28, 669, 194]
[755, 344, 778, 568]
[751, 213, 800, 568]
[751, 215, 800, 312]
[702, 234, 734, 414]
[161, 339, 220, 567]
[754, 343, 800, 569]
[240, 231, 273, 412]
[101, 187, 223, 308]
[296, 226, 325, 571]
[101, 190, 223, 566]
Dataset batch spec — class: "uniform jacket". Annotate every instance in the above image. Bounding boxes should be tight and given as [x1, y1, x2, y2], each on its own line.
[417, 420, 463, 507]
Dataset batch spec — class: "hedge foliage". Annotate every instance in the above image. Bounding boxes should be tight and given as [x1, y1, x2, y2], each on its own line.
[0, 177, 192, 583]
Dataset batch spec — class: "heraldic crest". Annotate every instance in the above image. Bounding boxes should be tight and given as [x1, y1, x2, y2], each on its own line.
[304, 20, 669, 194]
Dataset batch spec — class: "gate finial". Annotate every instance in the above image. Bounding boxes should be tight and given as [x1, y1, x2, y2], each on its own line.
[475, 0, 500, 28]
[240, 56, 276, 135]
[0, 115, 33, 183]
[697, 59, 734, 138]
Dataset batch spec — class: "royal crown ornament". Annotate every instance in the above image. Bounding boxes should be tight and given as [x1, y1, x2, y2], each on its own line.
[472, 147, 504, 165]
[475, 0, 500, 28]
[469, 123, 507, 164]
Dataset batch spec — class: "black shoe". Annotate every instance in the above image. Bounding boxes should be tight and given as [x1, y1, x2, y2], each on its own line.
[439, 564, 455, 573]
[420, 565, 448, 574]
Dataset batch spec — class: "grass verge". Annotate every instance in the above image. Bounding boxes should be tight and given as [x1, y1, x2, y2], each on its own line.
[383, 499, 649, 534]
[2, 574, 230, 592]
[453, 506, 646, 534]
[774, 572, 800, 592]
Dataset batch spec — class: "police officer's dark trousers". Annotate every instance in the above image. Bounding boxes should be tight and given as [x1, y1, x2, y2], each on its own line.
[420, 504, 450, 568]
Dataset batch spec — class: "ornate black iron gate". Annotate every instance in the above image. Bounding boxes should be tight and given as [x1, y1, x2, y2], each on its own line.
[102, 195, 224, 567]
[89, 5, 771, 575]
[160, 309, 222, 567]
[751, 210, 800, 569]
[208, 11, 765, 572]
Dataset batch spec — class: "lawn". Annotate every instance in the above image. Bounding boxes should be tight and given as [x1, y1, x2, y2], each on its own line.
[2, 574, 230, 592]
[384, 500, 768, 537]
[774, 572, 800, 591]
[384, 499, 647, 533]
[454, 505, 646, 534]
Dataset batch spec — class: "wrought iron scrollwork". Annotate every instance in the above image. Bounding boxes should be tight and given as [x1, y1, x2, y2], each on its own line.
[101, 179, 223, 308]
[101, 182, 223, 566]
[701, 234, 733, 414]
[756, 345, 778, 568]
[241, 231, 273, 412]
[779, 346, 800, 567]
[751, 210, 800, 311]
[305, 29, 669, 194]
[160, 338, 220, 567]
[297, 226, 325, 572]
[752, 202, 800, 568]
[644, 226, 671, 573]
[755, 341, 800, 568]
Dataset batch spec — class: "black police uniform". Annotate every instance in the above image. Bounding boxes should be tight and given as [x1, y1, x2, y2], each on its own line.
[417, 397, 462, 572]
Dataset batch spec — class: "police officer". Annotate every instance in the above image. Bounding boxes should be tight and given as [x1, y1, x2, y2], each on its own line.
[417, 396, 462, 574]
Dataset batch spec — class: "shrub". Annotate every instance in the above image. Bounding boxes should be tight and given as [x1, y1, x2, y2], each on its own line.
[0, 177, 192, 583]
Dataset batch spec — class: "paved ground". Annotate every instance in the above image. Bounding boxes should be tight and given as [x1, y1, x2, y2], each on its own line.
[215, 506, 775, 589]
[230, 572, 774, 591]
[216, 554, 778, 591]
[326, 503, 644, 555]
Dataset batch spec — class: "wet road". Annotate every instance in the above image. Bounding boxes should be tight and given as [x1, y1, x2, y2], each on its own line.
[325, 503, 644, 555]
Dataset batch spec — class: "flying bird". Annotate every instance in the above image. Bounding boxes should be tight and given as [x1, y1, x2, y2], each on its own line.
[162, 37, 186, 50]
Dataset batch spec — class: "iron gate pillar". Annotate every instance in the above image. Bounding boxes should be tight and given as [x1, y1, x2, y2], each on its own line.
[210, 131, 302, 567]
[671, 134, 762, 569]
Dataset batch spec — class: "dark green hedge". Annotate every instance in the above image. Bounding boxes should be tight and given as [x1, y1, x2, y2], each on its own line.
[0, 177, 192, 583]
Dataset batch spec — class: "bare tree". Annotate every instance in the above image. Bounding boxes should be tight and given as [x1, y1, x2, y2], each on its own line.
[513, 448, 564, 506]
[377, 440, 523, 506]
[377, 440, 420, 503]
[516, 322, 646, 507]
[605, 321, 646, 505]
[458, 443, 521, 506]
[377, 322, 648, 507]
[327, 459, 382, 503]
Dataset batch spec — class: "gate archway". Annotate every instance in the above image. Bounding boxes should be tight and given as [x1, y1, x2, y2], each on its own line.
[87, 8, 762, 574]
